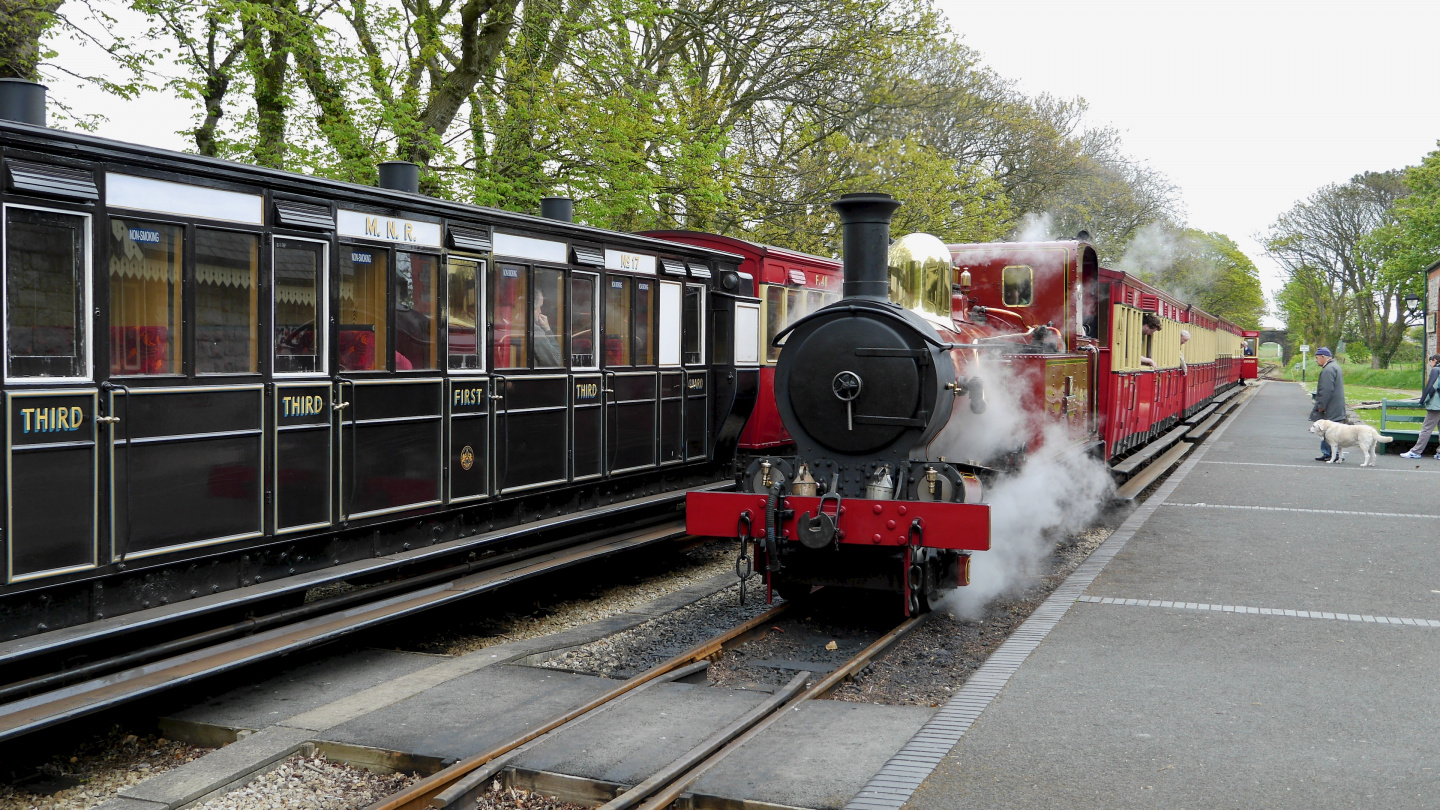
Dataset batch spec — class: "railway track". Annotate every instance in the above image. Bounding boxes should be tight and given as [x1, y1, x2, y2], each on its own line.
[369, 602, 927, 810]
[0, 496, 705, 744]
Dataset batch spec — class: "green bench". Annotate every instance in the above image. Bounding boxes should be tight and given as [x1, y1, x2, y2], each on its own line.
[1378, 398, 1435, 454]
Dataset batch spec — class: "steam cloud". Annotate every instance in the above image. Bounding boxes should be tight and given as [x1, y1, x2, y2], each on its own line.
[929, 351, 1114, 619]
[1012, 212, 1055, 244]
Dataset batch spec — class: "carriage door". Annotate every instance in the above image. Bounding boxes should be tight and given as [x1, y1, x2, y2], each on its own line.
[492, 263, 569, 493]
[272, 238, 334, 534]
[3, 205, 97, 581]
[335, 246, 444, 520]
[447, 256, 490, 502]
[604, 275, 659, 473]
[570, 271, 603, 481]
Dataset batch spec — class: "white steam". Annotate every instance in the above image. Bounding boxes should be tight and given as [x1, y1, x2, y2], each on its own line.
[1012, 212, 1055, 243]
[928, 350, 1114, 619]
[941, 433, 1112, 619]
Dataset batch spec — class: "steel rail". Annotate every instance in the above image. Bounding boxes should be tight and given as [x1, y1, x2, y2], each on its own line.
[365, 601, 793, 810]
[624, 611, 932, 810]
[0, 520, 692, 743]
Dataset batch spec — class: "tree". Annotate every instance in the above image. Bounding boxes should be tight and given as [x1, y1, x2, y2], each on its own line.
[1266, 172, 1413, 367]
[1365, 142, 1440, 320]
[0, 0, 62, 80]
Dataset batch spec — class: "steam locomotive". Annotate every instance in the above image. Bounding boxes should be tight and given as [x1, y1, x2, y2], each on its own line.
[687, 193, 1256, 614]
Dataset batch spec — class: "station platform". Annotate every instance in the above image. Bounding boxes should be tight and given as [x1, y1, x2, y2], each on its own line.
[852, 381, 1440, 810]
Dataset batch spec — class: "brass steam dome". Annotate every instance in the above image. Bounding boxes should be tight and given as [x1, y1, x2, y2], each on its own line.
[888, 232, 953, 321]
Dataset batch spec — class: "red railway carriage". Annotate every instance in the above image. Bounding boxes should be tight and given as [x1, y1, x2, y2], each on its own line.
[641, 232, 842, 449]
[1239, 330, 1260, 380]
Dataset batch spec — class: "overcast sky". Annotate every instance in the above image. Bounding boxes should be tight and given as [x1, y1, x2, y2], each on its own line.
[48, 0, 1440, 327]
[935, 0, 1440, 325]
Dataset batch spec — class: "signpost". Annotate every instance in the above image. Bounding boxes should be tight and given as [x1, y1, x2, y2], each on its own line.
[1299, 344, 1310, 382]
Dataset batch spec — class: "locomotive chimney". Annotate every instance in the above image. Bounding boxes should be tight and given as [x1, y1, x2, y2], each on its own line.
[831, 192, 902, 300]
[377, 161, 420, 194]
[0, 79, 47, 126]
[540, 196, 574, 223]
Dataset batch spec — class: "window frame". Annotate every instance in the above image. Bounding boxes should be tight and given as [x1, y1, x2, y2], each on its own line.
[682, 282, 706, 367]
[106, 214, 189, 379]
[3, 202, 94, 385]
[335, 238, 393, 374]
[658, 279, 683, 368]
[632, 275, 657, 367]
[492, 261, 532, 371]
[530, 263, 568, 371]
[393, 247, 443, 373]
[602, 274, 633, 367]
[1002, 264, 1034, 308]
[271, 236, 331, 379]
[193, 224, 263, 377]
[570, 270, 600, 371]
[445, 254, 487, 375]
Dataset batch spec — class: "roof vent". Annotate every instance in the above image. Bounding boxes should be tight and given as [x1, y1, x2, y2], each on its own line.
[0, 79, 46, 126]
[541, 197, 573, 223]
[377, 161, 419, 194]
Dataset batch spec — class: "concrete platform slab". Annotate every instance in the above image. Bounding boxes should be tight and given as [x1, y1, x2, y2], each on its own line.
[1088, 511, 1440, 620]
[317, 664, 616, 763]
[904, 605, 1440, 810]
[510, 681, 768, 785]
[693, 701, 934, 810]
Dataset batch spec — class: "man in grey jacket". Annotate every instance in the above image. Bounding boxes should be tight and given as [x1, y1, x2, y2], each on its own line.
[1309, 347, 1346, 461]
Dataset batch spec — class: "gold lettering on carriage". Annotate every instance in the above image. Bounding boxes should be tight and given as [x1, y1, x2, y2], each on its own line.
[454, 387, 486, 407]
[576, 383, 599, 399]
[20, 407, 84, 433]
[282, 396, 325, 417]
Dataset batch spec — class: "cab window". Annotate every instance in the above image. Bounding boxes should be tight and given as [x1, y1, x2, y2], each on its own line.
[1002, 265, 1033, 307]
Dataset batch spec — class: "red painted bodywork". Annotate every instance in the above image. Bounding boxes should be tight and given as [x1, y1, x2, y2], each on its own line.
[686, 491, 991, 551]
[1240, 330, 1260, 380]
[640, 231, 842, 450]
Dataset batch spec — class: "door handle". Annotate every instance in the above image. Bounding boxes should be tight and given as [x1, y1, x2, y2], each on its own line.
[96, 416, 120, 424]
[333, 401, 351, 411]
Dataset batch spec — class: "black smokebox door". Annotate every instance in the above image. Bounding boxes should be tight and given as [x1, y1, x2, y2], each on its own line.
[787, 317, 919, 455]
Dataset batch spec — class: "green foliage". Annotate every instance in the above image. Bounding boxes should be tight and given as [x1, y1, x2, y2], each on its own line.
[1121, 226, 1265, 328]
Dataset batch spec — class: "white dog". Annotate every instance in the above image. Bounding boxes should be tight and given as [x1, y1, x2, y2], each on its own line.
[1309, 419, 1393, 467]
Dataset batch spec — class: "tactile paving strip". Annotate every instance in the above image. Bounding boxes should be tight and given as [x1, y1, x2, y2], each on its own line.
[843, 383, 1262, 810]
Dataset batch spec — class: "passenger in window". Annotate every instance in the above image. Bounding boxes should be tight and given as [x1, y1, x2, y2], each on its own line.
[393, 273, 429, 370]
[533, 287, 564, 367]
[1138, 312, 1162, 368]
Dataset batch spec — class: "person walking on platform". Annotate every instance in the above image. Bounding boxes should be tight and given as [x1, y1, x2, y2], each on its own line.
[1309, 347, 1346, 461]
[1399, 354, 1440, 459]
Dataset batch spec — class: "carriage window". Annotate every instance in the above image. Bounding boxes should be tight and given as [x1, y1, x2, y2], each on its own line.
[5, 207, 88, 379]
[683, 284, 703, 365]
[109, 219, 182, 375]
[634, 279, 655, 365]
[447, 258, 483, 371]
[494, 264, 528, 369]
[764, 285, 784, 362]
[339, 248, 387, 371]
[533, 267, 565, 368]
[273, 238, 325, 374]
[195, 229, 258, 374]
[604, 276, 631, 365]
[1002, 265, 1033, 307]
[396, 252, 437, 370]
[806, 289, 825, 312]
[570, 273, 597, 368]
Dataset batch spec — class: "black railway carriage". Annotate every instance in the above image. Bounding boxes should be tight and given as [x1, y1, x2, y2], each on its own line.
[0, 102, 760, 640]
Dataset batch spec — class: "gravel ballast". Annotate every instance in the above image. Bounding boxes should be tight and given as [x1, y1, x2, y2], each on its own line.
[394, 539, 740, 657]
[192, 753, 415, 810]
[540, 582, 778, 678]
[0, 727, 210, 810]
